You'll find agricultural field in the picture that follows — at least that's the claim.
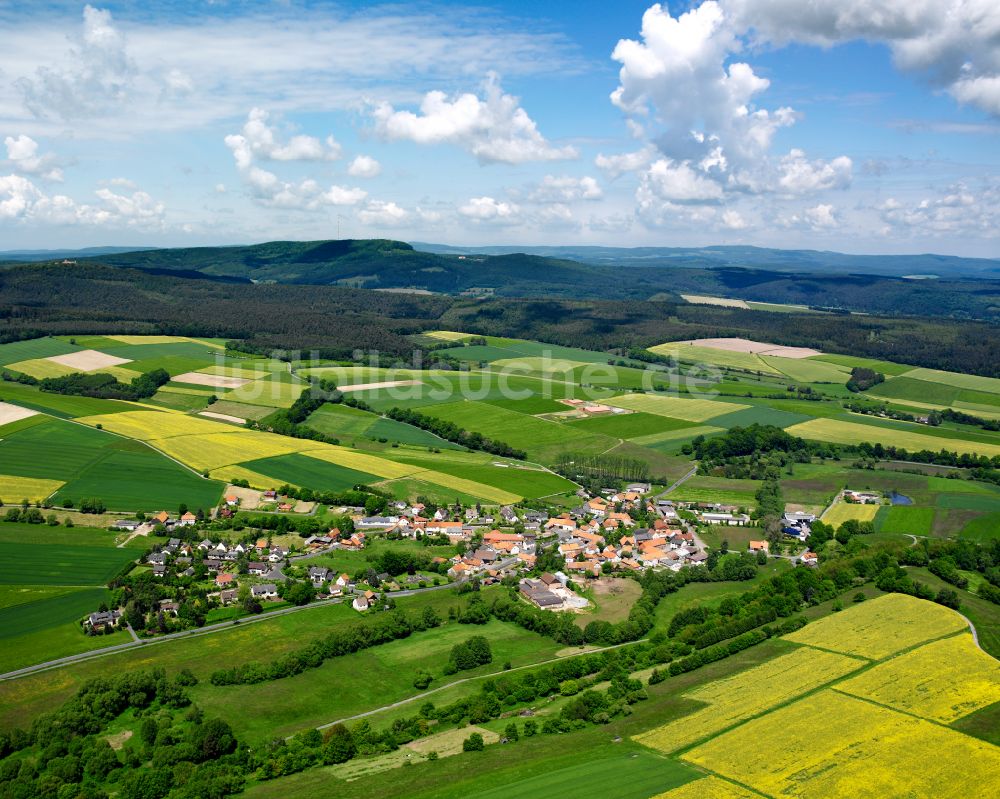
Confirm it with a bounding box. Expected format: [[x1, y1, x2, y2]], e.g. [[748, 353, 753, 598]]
[[667, 476, 759, 506], [605, 394, 745, 423], [821, 500, 880, 527], [634, 646, 863, 753], [835, 634, 1000, 723], [566, 411, 695, 439], [783, 593, 967, 660], [875, 505, 936, 535], [786, 417, 1000, 458], [684, 689, 1000, 799]]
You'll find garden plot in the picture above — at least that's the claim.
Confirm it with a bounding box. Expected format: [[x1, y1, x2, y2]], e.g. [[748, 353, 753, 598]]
[[46, 350, 133, 371]]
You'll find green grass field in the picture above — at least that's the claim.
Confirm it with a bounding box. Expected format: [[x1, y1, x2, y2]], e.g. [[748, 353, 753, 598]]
[[668, 476, 759, 506], [0, 383, 136, 417], [868, 376, 961, 406], [760, 356, 850, 383], [0, 416, 224, 511], [810, 354, 914, 376], [875, 505, 936, 535], [242, 452, 381, 491], [961, 512, 1000, 541], [567, 412, 695, 438], [787, 418, 1000, 458], [707, 405, 813, 429], [0, 587, 112, 640], [649, 343, 781, 374], [195, 618, 564, 743], [417, 400, 617, 462], [0, 542, 138, 586], [0, 337, 81, 366], [903, 368, 1000, 396]]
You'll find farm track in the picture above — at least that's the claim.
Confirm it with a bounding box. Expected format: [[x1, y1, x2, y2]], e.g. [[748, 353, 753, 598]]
[[307, 638, 648, 736]]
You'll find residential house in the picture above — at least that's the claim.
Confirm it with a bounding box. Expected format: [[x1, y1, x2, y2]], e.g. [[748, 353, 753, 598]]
[[748, 540, 770, 554], [215, 572, 235, 587], [251, 584, 279, 600], [178, 511, 198, 527], [309, 566, 331, 586], [353, 590, 378, 612], [85, 610, 121, 630], [248, 561, 268, 576]]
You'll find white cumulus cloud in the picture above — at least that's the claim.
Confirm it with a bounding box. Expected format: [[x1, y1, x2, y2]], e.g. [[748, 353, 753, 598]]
[[458, 196, 522, 223], [347, 155, 382, 178], [4, 135, 63, 181], [358, 200, 410, 227], [528, 175, 602, 202], [372, 73, 576, 164]]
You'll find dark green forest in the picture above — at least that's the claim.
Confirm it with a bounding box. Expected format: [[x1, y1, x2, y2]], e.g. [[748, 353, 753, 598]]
[[0, 260, 997, 375], [10, 238, 998, 321]]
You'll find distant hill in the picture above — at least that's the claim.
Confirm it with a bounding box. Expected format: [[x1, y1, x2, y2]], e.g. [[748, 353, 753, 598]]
[[412, 243, 1000, 280], [4, 238, 997, 321], [0, 246, 159, 262]]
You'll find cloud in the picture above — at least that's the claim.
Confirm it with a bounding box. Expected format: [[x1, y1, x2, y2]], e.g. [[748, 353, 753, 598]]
[[347, 155, 382, 178], [225, 108, 341, 170], [723, 0, 1000, 117], [594, 146, 657, 179], [610, 2, 796, 166], [4, 135, 63, 181], [640, 159, 725, 204], [0, 173, 165, 229], [16, 5, 135, 119], [528, 175, 602, 202], [224, 109, 364, 210], [721, 209, 748, 229], [878, 183, 999, 236], [458, 196, 522, 223], [777, 149, 853, 195], [358, 200, 410, 227], [372, 73, 576, 164]]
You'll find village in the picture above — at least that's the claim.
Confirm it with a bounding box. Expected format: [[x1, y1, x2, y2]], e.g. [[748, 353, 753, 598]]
[[81, 476, 829, 637]]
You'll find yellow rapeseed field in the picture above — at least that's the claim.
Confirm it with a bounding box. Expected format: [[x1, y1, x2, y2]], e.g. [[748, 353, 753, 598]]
[[684, 690, 1000, 799], [821, 500, 880, 527], [835, 633, 1000, 723], [154, 431, 307, 471], [650, 777, 758, 799], [410, 468, 521, 504], [210, 465, 292, 490], [0, 475, 64, 502], [423, 330, 473, 341], [606, 394, 746, 423], [104, 334, 224, 348], [783, 593, 967, 660], [301, 447, 419, 480], [634, 647, 862, 753], [78, 410, 226, 440]]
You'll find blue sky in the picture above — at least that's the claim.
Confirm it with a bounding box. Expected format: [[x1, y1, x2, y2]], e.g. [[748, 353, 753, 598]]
[[1, 0, 998, 256]]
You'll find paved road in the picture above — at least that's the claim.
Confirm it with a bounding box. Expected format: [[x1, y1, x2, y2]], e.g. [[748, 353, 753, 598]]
[[0, 581, 458, 683], [651, 465, 698, 502]]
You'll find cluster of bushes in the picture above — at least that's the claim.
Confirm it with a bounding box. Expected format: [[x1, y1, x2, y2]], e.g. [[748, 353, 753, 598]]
[[384, 406, 527, 459], [0, 669, 248, 799], [209, 606, 441, 686], [846, 367, 885, 392], [446, 635, 492, 673], [38, 368, 169, 401], [852, 440, 1000, 469], [666, 617, 807, 677]]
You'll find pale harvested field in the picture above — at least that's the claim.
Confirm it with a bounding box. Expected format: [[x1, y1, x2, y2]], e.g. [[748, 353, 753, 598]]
[[607, 393, 745, 422], [47, 350, 132, 371], [0, 402, 38, 427], [223, 484, 265, 510], [198, 411, 246, 425], [173, 372, 250, 389], [680, 295, 750, 309], [670, 338, 821, 358], [423, 330, 473, 341], [338, 380, 423, 392]]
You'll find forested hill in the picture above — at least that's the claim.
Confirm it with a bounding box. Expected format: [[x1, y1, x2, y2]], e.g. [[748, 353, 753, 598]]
[[1, 261, 998, 376], [2, 238, 998, 321]]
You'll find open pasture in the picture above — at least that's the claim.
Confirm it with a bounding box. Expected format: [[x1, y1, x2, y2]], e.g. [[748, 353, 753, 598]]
[[385, 452, 576, 499], [835, 633, 1000, 723], [606, 393, 745, 423], [868, 375, 961, 406], [567, 411, 694, 439], [706, 404, 812, 429], [904, 367, 1000, 396], [811, 353, 914, 376], [783, 593, 967, 660], [222, 375, 305, 407], [634, 646, 862, 754], [683, 689, 1000, 799], [649, 343, 779, 374], [667, 476, 759, 506], [786, 417, 1000, 458], [4, 358, 78, 379]]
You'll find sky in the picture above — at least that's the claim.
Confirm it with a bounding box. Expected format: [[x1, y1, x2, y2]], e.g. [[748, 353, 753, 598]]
[[0, 0, 999, 256]]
